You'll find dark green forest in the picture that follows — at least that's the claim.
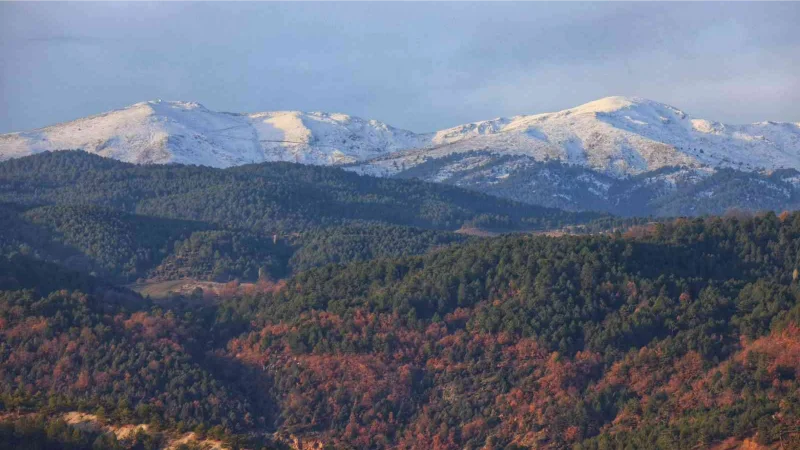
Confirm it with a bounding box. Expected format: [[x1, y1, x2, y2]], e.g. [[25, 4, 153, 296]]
[[0, 151, 612, 284], [0, 151, 597, 232], [0, 152, 798, 449]]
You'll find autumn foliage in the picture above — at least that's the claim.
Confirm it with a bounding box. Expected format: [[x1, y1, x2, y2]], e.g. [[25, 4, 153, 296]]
[[3, 212, 800, 448]]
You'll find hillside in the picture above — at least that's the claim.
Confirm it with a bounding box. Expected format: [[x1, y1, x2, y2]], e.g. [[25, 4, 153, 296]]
[[1, 213, 799, 449], [0, 151, 596, 231], [0, 151, 601, 283], [388, 155, 800, 216]]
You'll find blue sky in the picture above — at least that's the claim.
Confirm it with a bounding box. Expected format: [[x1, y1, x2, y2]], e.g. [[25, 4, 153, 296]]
[[1, 2, 798, 133]]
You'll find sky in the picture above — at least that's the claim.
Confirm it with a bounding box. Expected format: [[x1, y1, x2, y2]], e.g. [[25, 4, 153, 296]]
[[1, 2, 799, 134]]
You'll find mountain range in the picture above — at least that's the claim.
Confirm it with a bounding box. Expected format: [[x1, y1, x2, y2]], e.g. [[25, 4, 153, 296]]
[[2, 110, 800, 450], [3, 96, 799, 215]]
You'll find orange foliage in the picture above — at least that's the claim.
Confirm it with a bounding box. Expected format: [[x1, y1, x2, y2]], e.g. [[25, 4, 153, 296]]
[[597, 346, 668, 395], [3, 317, 48, 339], [738, 322, 800, 377], [220, 280, 240, 299], [74, 370, 91, 390], [664, 351, 704, 395], [444, 308, 471, 324], [623, 223, 657, 239], [563, 425, 581, 443], [611, 404, 641, 432], [122, 311, 178, 340]]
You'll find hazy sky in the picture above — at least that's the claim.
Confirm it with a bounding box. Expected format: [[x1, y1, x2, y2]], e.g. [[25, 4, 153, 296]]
[[1, 2, 799, 134]]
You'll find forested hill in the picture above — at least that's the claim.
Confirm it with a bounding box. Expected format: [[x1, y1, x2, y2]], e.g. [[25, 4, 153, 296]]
[[4, 151, 797, 449], [0, 151, 610, 283], [0, 213, 799, 449], [0, 150, 599, 232], [215, 213, 800, 448]]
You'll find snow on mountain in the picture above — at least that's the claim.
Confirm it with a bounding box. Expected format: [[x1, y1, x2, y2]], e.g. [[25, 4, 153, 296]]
[[1, 96, 799, 178], [0, 100, 427, 167], [351, 96, 800, 179], [250, 110, 426, 165]]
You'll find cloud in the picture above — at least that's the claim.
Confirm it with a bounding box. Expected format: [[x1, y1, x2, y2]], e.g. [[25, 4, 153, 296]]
[[1, 2, 798, 133]]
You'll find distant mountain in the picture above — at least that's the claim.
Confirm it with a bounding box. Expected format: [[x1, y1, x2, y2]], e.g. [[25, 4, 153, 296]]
[[4, 96, 799, 173], [0, 100, 426, 166], [348, 97, 800, 215], [352, 96, 800, 178], [2, 96, 799, 215], [384, 154, 800, 216]]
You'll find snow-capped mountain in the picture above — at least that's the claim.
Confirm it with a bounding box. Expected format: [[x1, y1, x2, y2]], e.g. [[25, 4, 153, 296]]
[[0, 100, 427, 167], [2, 96, 799, 174], [351, 96, 800, 179], [341, 96, 800, 216], [2, 96, 800, 216]]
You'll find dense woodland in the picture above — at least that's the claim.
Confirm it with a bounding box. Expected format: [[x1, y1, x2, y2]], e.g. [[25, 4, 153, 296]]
[[216, 213, 800, 449], [0, 151, 798, 449], [0, 151, 598, 232], [0, 151, 611, 284], [1, 213, 798, 448]]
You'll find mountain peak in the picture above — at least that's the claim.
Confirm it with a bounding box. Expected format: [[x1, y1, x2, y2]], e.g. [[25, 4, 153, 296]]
[[568, 96, 683, 115], [1, 98, 798, 177], [571, 96, 640, 113], [0, 101, 426, 167], [355, 96, 800, 179], [144, 100, 209, 111]]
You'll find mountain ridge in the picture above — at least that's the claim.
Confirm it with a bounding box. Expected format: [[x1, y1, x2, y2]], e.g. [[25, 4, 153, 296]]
[[3, 96, 799, 175], [3, 97, 800, 216], [353, 95, 800, 179], [0, 99, 427, 167]]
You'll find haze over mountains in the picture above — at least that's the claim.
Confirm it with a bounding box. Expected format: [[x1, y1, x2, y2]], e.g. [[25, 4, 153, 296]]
[[2, 96, 800, 215]]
